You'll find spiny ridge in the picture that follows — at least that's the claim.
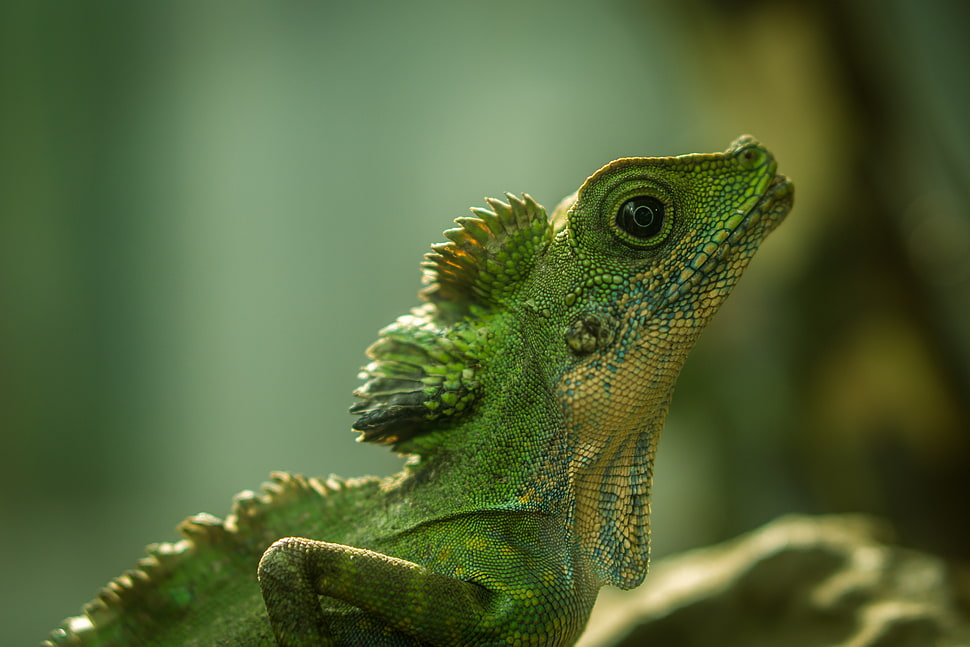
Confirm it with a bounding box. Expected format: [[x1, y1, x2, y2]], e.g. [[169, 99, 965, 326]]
[[351, 305, 485, 447], [420, 193, 552, 310], [44, 473, 378, 647]]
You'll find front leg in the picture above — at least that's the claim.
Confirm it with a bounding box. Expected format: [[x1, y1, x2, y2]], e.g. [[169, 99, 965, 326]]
[[257, 537, 492, 646]]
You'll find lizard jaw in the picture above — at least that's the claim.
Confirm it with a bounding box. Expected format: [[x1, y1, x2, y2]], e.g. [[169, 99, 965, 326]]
[[663, 172, 794, 303]]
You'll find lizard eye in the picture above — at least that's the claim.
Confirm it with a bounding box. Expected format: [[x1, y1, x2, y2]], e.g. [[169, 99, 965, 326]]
[[615, 196, 666, 242]]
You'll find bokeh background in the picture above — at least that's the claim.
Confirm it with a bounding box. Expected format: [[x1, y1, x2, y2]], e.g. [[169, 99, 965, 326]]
[[3, 0, 968, 644]]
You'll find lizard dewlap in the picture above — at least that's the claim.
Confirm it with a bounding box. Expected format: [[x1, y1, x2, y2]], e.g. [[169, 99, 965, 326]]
[[46, 136, 793, 647]]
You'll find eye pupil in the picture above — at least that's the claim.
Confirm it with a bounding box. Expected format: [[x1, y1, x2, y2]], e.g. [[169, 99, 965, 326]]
[[617, 196, 666, 240], [632, 205, 656, 228]]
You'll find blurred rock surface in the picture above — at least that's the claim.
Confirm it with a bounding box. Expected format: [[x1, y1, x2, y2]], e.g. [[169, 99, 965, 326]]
[[579, 515, 970, 647]]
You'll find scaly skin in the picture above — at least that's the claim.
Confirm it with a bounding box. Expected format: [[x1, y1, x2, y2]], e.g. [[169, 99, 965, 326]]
[[44, 136, 793, 647]]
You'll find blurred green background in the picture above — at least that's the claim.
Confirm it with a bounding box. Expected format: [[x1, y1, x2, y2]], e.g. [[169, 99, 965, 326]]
[[3, 0, 968, 644]]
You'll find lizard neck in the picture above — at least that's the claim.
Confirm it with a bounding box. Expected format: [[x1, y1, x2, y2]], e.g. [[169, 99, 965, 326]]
[[382, 318, 576, 522], [558, 321, 686, 590]]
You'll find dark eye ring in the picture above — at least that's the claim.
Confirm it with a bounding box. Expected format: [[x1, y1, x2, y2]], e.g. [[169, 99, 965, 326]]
[[616, 196, 666, 240]]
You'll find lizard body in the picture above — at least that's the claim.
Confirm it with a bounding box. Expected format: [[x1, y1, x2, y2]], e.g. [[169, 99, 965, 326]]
[[44, 136, 793, 646]]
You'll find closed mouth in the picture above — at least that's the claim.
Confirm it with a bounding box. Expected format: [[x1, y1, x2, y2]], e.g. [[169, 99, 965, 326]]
[[754, 174, 795, 230], [663, 173, 794, 302]]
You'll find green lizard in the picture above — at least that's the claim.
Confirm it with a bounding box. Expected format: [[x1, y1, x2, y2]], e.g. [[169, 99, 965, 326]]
[[44, 136, 792, 647]]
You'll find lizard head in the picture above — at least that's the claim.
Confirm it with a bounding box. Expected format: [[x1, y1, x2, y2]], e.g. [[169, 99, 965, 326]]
[[349, 138, 792, 588], [551, 134, 790, 322], [543, 135, 793, 588]]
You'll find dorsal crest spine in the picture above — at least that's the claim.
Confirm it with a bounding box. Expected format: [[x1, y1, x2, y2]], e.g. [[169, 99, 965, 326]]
[[350, 193, 551, 447], [421, 193, 552, 310]]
